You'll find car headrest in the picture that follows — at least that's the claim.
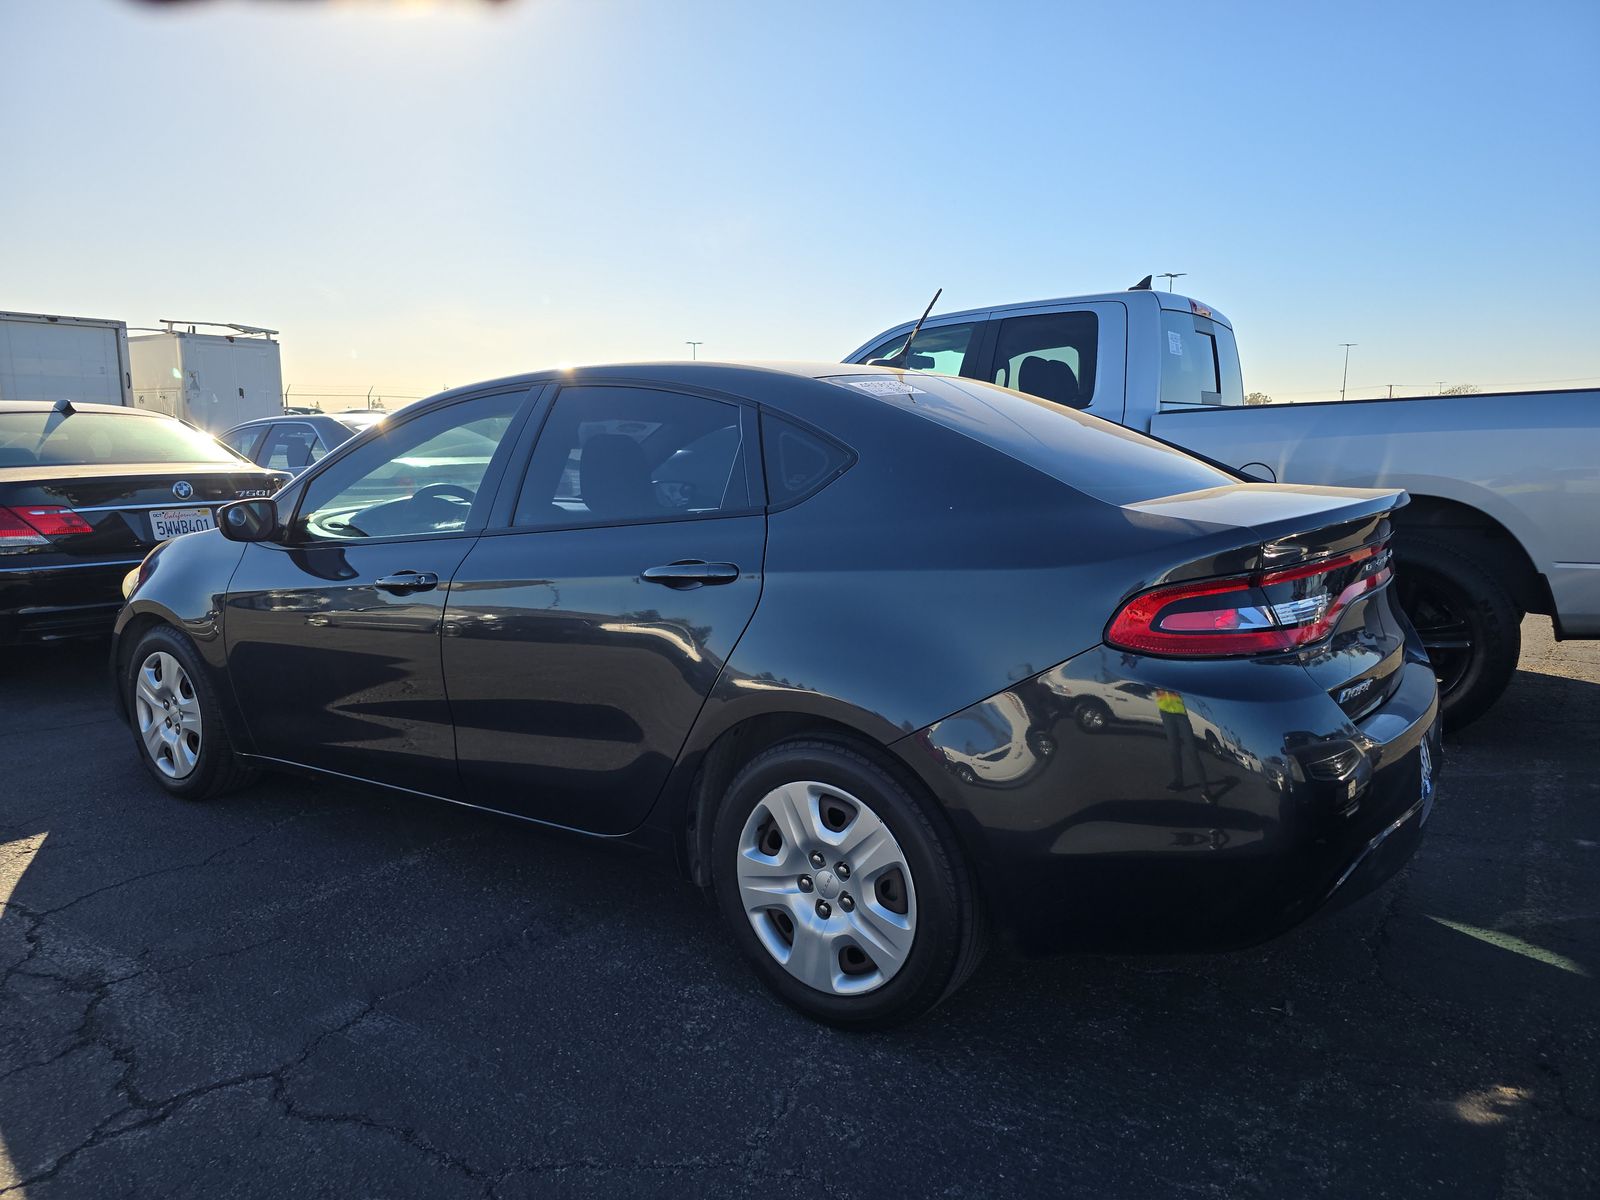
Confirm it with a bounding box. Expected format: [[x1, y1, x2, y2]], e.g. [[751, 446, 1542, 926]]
[[1017, 355, 1083, 407], [580, 434, 655, 518]]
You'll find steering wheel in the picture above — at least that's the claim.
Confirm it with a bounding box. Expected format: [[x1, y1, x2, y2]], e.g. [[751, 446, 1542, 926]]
[[410, 482, 477, 505]]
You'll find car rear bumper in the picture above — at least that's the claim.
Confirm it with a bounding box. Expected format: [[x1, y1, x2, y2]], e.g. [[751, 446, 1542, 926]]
[[0, 558, 142, 644], [901, 645, 1441, 954]]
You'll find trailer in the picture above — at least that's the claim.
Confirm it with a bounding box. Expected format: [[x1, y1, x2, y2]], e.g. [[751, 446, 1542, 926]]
[[0, 310, 133, 406], [129, 320, 283, 434]]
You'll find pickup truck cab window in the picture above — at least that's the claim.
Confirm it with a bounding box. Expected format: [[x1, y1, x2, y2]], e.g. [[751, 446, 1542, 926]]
[[859, 321, 980, 378], [1159, 311, 1245, 409], [991, 311, 1099, 410]]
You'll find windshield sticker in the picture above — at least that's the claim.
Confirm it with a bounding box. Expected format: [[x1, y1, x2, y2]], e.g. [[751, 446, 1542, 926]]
[[1168, 331, 1184, 355], [845, 379, 925, 396]]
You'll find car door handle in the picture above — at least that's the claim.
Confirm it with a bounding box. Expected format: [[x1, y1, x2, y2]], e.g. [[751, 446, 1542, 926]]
[[374, 571, 440, 594], [641, 560, 740, 589]]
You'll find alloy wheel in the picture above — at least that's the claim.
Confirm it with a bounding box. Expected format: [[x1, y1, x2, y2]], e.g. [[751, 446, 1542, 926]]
[[735, 781, 917, 996], [135, 651, 203, 779]]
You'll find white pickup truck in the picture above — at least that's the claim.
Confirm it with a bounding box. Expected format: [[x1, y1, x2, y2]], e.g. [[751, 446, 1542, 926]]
[[846, 286, 1600, 728]]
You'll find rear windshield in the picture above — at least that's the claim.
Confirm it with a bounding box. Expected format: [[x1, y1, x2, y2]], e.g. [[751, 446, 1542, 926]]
[[0, 411, 241, 467], [822, 372, 1235, 505], [1159, 311, 1245, 409]]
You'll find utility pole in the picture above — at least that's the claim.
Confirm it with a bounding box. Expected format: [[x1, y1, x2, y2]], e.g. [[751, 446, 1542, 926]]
[[1338, 344, 1357, 401], [685, 341, 703, 360], [1157, 272, 1187, 292]]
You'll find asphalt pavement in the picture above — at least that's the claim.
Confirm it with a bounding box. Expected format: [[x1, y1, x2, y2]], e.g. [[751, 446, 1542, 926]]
[[2, 618, 1596, 1199]]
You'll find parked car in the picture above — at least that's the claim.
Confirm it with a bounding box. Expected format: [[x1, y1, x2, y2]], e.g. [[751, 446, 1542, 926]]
[[0, 400, 287, 644], [219, 410, 386, 474], [846, 287, 1600, 728], [112, 363, 1439, 1027]]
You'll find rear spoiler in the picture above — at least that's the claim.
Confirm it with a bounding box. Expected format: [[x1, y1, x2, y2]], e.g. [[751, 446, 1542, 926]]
[[1123, 484, 1407, 579]]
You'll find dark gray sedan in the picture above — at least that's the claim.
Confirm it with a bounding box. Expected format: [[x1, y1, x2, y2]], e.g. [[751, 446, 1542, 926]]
[[113, 363, 1440, 1027]]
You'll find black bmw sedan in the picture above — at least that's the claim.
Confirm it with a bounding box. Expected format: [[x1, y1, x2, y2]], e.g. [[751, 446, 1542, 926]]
[[111, 363, 1440, 1026], [0, 400, 288, 645]]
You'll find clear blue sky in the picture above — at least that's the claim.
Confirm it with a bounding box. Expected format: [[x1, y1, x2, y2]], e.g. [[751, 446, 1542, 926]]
[[2, 0, 1596, 404]]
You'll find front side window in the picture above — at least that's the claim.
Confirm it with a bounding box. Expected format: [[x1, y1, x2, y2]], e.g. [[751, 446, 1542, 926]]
[[859, 321, 979, 377], [514, 386, 747, 528], [992, 311, 1099, 410], [295, 392, 523, 540], [260, 423, 325, 471]]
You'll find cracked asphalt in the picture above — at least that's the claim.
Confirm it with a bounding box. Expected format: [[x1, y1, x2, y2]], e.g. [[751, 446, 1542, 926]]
[[1, 618, 1596, 1199]]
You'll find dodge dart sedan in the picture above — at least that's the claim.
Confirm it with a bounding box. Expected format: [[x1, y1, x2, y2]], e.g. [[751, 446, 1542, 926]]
[[112, 363, 1441, 1026]]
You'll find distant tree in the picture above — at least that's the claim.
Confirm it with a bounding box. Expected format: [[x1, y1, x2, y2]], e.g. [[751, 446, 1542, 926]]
[[1439, 383, 1480, 396], [1244, 391, 1274, 406]]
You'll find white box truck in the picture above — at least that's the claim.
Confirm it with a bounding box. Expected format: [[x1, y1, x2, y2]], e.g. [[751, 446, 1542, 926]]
[[129, 320, 283, 434], [0, 310, 133, 406]]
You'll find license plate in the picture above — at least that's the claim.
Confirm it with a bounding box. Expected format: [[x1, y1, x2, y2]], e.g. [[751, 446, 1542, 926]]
[[150, 507, 215, 539]]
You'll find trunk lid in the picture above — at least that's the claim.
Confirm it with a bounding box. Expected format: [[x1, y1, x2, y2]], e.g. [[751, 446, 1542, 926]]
[[0, 463, 287, 560]]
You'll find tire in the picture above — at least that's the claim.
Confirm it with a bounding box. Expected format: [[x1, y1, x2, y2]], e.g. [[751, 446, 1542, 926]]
[[710, 739, 987, 1029], [1391, 536, 1521, 731], [126, 625, 257, 800]]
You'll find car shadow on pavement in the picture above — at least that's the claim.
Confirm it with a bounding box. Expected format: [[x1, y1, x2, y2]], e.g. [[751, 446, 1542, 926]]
[[2, 631, 1597, 1197]]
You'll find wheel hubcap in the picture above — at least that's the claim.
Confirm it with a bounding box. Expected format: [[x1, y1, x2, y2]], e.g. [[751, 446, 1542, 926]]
[[134, 651, 202, 779], [735, 781, 917, 996]]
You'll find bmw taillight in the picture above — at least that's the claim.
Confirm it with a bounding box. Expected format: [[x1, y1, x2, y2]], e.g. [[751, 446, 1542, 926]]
[[0, 505, 93, 551], [1106, 542, 1393, 657]]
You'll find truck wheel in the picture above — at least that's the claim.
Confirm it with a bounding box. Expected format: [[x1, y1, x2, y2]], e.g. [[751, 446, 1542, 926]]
[[1392, 537, 1520, 731]]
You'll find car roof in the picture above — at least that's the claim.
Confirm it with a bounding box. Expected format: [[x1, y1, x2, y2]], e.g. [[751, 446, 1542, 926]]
[[424, 360, 913, 402], [0, 400, 164, 417], [223, 412, 358, 433]]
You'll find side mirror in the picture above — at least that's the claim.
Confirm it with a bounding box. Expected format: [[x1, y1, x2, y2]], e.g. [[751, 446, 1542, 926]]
[[218, 497, 280, 542]]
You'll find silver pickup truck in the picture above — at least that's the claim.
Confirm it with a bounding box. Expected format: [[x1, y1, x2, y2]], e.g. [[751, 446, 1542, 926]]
[[846, 286, 1599, 728]]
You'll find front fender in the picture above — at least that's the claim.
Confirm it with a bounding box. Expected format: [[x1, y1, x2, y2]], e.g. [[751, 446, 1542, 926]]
[[109, 531, 249, 745]]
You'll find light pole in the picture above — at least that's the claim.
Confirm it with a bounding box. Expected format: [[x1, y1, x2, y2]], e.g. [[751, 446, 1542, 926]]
[[1157, 272, 1187, 292], [685, 341, 703, 360], [1338, 344, 1357, 401]]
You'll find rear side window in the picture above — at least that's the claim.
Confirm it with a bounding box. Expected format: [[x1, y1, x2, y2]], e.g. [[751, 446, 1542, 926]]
[[761, 414, 852, 507], [514, 386, 749, 529], [992, 311, 1099, 409], [221, 425, 267, 461], [1159, 312, 1245, 409]]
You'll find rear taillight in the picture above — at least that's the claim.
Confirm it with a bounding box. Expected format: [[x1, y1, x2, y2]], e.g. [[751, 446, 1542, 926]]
[[0, 505, 94, 550], [1107, 542, 1393, 657]]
